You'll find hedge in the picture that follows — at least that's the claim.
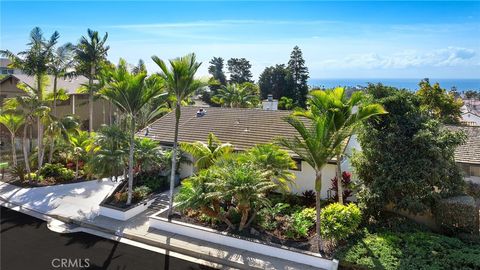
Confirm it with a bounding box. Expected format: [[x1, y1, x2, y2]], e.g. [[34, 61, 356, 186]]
[[434, 195, 479, 235]]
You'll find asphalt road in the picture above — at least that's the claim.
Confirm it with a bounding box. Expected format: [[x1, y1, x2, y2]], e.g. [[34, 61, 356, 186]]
[[0, 207, 215, 270]]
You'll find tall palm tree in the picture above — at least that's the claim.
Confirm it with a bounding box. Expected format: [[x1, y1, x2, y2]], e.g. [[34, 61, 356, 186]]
[[303, 87, 386, 204], [75, 29, 109, 133], [0, 113, 25, 166], [3, 84, 50, 177], [152, 53, 205, 216], [213, 84, 258, 108], [180, 133, 233, 170], [99, 59, 164, 205], [278, 88, 385, 251], [48, 43, 75, 116], [1, 27, 59, 170]]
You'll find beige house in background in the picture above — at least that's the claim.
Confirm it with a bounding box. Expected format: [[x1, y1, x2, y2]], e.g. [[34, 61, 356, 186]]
[[0, 74, 117, 137]]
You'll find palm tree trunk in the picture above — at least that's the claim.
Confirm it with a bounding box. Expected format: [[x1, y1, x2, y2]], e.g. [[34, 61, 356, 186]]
[[48, 139, 54, 163], [315, 171, 323, 253], [167, 102, 181, 217], [126, 118, 135, 205], [49, 74, 58, 164], [37, 75, 44, 170], [88, 66, 95, 133], [53, 75, 58, 117], [336, 153, 344, 204], [23, 124, 31, 181], [10, 133, 17, 166]]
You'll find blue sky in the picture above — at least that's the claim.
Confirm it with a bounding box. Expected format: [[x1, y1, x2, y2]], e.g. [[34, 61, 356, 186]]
[[1, 1, 479, 79]]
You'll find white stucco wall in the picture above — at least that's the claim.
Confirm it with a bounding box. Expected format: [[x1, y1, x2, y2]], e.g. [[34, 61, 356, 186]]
[[289, 162, 337, 199], [461, 112, 480, 126]]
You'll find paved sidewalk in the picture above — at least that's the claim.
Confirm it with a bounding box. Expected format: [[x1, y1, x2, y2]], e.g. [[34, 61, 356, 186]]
[[0, 179, 119, 220], [74, 205, 328, 270], [0, 180, 330, 270]]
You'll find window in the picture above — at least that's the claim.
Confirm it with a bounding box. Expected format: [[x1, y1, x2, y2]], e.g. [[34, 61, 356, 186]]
[[471, 165, 480, 177], [291, 158, 302, 171]]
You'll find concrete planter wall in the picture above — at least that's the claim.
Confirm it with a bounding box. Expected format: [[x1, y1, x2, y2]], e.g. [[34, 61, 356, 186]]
[[99, 197, 156, 221], [149, 214, 338, 270]]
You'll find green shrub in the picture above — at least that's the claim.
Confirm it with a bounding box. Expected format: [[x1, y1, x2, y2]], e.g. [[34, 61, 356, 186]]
[[285, 207, 316, 239], [434, 195, 479, 235], [336, 229, 480, 270], [258, 203, 290, 231], [466, 181, 480, 199], [25, 173, 43, 181], [321, 203, 362, 241], [133, 185, 152, 201], [38, 163, 75, 182]]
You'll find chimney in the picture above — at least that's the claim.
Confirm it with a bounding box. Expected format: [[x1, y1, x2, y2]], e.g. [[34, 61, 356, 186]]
[[262, 94, 278, 111]]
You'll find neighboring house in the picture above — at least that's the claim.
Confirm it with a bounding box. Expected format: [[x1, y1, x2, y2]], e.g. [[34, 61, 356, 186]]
[[449, 126, 480, 184], [0, 58, 22, 75], [0, 74, 117, 134], [137, 106, 359, 199], [461, 112, 480, 127]]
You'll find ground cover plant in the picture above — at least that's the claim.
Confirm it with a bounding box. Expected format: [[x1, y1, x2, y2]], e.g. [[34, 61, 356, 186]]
[[335, 214, 480, 270]]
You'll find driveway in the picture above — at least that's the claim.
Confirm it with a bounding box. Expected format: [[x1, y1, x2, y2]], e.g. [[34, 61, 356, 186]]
[[0, 179, 120, 221]]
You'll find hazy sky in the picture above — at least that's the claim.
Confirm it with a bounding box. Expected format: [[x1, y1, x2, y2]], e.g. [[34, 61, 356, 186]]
[[1, 1, 479, 79]]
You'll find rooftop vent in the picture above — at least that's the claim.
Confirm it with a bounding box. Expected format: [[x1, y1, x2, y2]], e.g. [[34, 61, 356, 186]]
[[196, 108, 206, 117]]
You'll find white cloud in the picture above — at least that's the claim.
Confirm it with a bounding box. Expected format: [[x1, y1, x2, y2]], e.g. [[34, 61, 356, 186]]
[[318, 47, 477, 70]]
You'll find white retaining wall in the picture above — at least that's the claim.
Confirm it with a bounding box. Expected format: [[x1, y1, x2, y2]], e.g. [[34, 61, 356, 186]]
[[149, 215, 338, 270]]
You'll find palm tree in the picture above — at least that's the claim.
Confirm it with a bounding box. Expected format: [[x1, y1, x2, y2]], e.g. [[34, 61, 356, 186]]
[[213, 84, 258, 108], [278, 88, 385, 251], [48, 43, 75, 116], [152, 53, 205, 216], [180, 133, 233, 170], [216, 162, 275, 231], [87, 125, 128, 181], [0, 113, 25, 166], [239, 143, 296, 192], [75, 29, 109, 133], [99, 59, 164, 205], [1, 27, 59, 170], [304, 88, 386, 204], [69, 131, 90, 178], [3, 84, 50, 178], [44, 115, 80, 163]]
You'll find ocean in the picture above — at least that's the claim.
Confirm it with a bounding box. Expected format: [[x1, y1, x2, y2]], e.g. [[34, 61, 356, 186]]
[[309, 78, 480, 92]]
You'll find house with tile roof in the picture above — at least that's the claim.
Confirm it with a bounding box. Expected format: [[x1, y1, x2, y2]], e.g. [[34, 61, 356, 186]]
[[448, 125, 480, 184], [137, 106, 359, 198], [0, 74, 117, 133]]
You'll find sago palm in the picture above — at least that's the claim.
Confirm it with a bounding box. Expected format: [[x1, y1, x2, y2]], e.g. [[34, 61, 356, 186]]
[[180, 133, 233, 170], [239, 143, 297, 192], [152, 53, 205, 216], [75, 29, 109, 133], [100, 59, 165, 205], [0, 113, 25, 166]]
